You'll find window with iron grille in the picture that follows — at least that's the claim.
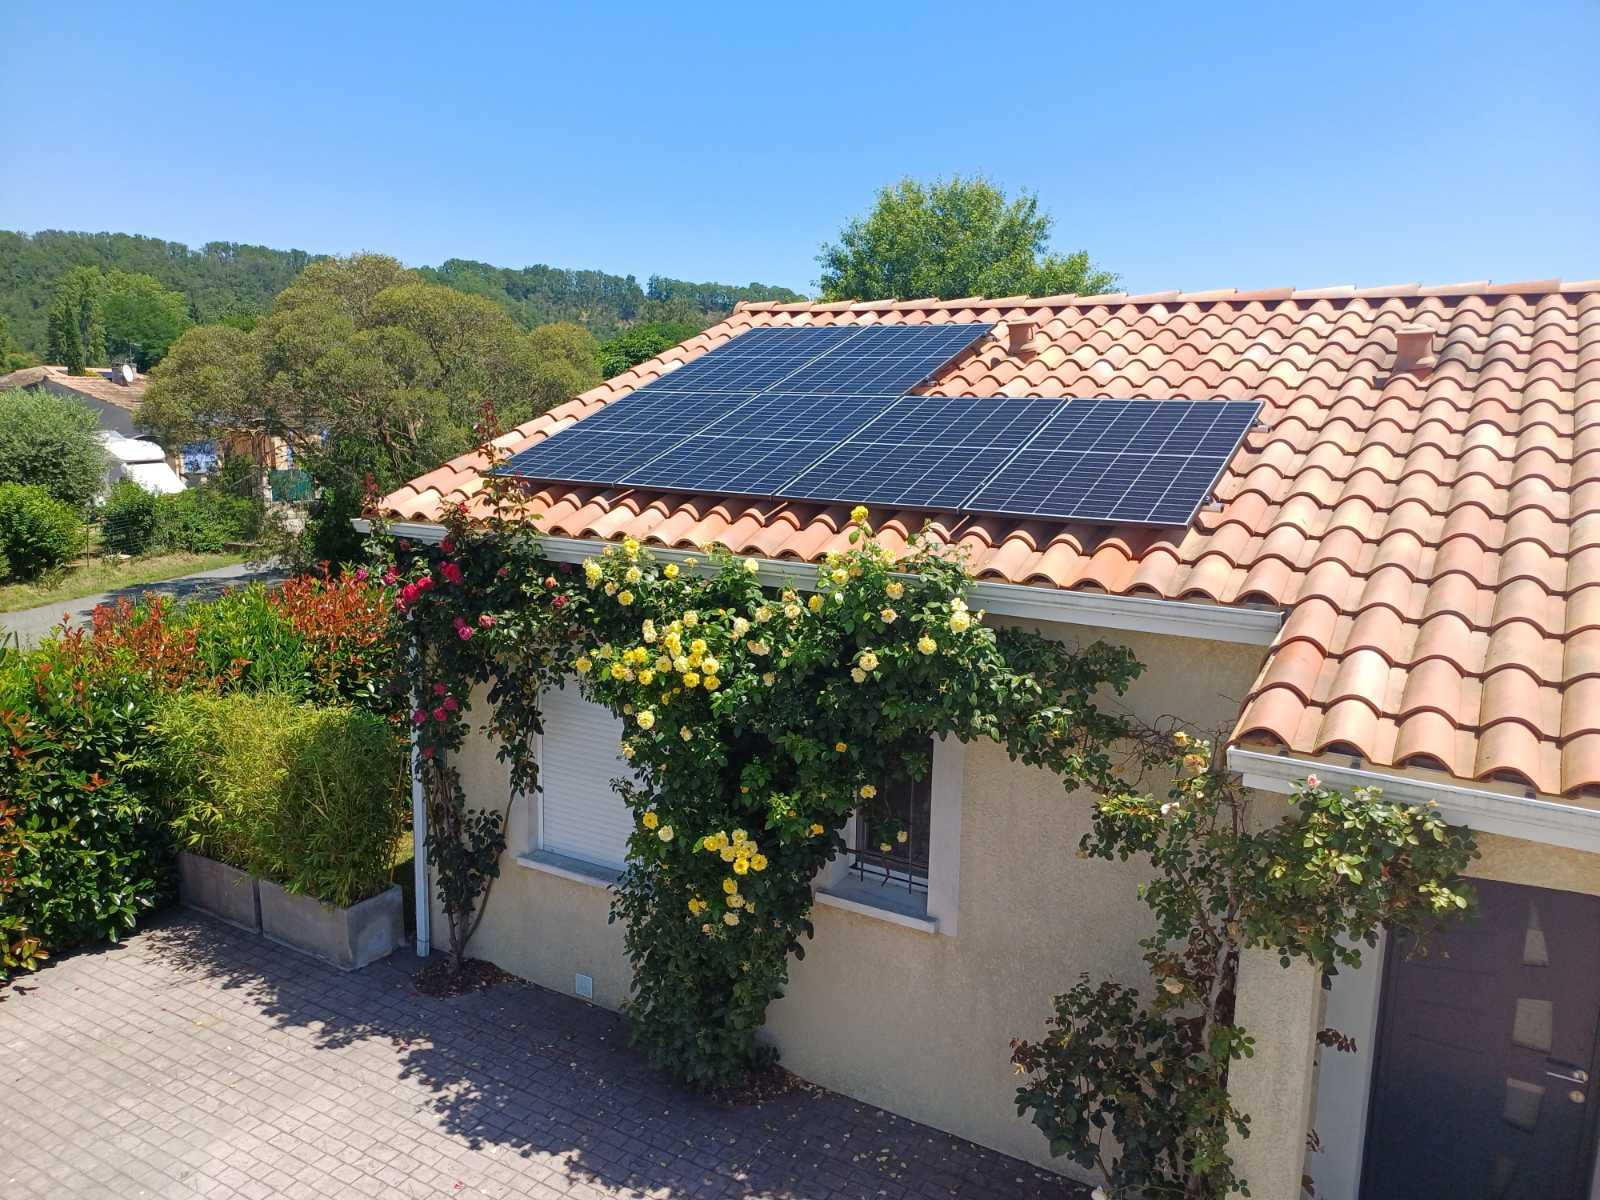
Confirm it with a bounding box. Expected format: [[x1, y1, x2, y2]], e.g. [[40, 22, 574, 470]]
[[849, 748, 933, 896]]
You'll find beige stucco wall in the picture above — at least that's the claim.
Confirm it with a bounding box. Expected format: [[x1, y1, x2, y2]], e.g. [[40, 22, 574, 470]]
[[435, 623, 1271, 1178]]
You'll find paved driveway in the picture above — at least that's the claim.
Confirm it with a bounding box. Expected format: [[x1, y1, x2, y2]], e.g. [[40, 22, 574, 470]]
[[1, 561, 284, 648], [0, 913, 1084, 1199]]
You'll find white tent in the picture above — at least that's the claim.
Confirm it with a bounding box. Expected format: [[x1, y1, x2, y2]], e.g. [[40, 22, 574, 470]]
[[100, 433, 186, 495]]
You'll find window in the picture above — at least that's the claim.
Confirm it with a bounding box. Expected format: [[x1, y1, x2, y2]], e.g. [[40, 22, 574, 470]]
[[849, 761, 932, 897], [817, 737, 963, 935], [533, 683, 636, 873]]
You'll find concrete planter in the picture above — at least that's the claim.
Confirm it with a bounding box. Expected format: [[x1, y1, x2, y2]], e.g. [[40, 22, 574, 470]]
[[176, 851, 261, 932], [258, 881, 403, 971]]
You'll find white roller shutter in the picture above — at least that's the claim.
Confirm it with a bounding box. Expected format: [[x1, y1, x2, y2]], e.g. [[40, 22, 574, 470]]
[[538, 683, 637, 870]]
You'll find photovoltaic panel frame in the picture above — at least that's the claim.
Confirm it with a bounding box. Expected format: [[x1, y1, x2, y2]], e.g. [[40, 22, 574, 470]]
[[961, 398, 1261, 525], [779, 396, 1064, 510]]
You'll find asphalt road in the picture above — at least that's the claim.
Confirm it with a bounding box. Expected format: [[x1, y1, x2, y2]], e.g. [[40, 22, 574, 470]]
[[1, 560, 286, 649]]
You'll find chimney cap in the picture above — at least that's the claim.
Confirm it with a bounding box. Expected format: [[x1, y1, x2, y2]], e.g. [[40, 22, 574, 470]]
[[1393, 323, 1436, 373], [1005, 320, 1038, 356]]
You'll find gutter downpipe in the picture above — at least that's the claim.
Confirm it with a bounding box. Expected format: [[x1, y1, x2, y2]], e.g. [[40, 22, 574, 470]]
[[408, 664, 431, 958]]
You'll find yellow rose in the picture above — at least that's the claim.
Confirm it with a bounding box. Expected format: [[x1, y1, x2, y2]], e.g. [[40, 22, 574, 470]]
[[859, 784, 877, 799], [830, 567, 849, 584], [897, 830, 908, 843], [744, 558, 760, 575], [680, 725, 692, 742], [636, 709, 655, 730], [703, 676, 719, 691], [682, 671, 700, 689], [808, 823, 824, 835], [762, 672, 776, 686], [683, 611, 699, 627], [731, 616, 750, 636], [657, 825, 673, 842], [732, 829, 746, 842], [858, 651, 879, 671], [917, 635, 937, 655], [723, 912, 740, 927], [638, 669, 655, 685], [642, 620, 657, 642], [699, 654, 719, 674], [624, 566, 642, 584], [949, 611, 971, 633], [728, 893, 744, 909], [722, 878, 737, 894], [720, 846, 736, 862], [880, 607, 896, 623], [622, 537, 639, 558], [808, 594, 823, 612], [784, 603, 801, 619], [609, 663, 626, 680], [574, 656, 593, 674], [835, 741, 847, 752], [750, 854, 767, 871], [733, 857, 749, 875], [850, 505, 869, 524], [851, 667, 866, 683], [886, 581, 904, 599], [663, 562, 679, 578], [701, 923, 713, 935], [642, 811, 659, 829], [754, 605, 772, 623]]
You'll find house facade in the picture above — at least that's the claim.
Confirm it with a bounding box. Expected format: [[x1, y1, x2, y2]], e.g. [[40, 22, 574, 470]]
[[380, 280, 1600, 1198]]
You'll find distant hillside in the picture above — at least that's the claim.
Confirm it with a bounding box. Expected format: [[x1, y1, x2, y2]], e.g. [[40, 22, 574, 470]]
[[0, 230, 805, 355]]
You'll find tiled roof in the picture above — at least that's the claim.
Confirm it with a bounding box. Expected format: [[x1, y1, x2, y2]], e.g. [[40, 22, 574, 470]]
[[381, 280, 1600, 804], [0, 364, 148, 413]]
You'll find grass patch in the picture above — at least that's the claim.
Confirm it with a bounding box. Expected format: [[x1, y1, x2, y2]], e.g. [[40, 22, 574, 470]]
[[0, 549, 251, 612]]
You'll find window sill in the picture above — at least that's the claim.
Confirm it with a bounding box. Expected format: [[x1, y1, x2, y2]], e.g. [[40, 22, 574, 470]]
[[815, 878, 938, 934], [515, 850, 620, 891]]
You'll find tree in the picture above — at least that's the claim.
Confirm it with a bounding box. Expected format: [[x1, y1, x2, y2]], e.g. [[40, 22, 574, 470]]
[[0, 388, 109, 510], [102, 271, 192, 370], [46, 266, 106, 373], [817, 175, 1117, 302], [597, 319, 702, 378], [0, 315, 37, 372], [143, 255, 604, 564]]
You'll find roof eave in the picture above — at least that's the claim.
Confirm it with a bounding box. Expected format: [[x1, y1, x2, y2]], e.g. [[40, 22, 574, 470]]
[[352, 519, 1283, 645]]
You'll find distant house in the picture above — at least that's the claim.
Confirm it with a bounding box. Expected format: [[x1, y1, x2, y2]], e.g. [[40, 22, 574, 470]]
[[0, 363, 148, 439]]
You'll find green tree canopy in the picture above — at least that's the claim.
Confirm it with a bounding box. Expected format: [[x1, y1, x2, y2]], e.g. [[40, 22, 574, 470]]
[[0, 387, 109, 510], [102, 271, 192, 371], [817, 175, 1116, 302], [597, 320, 702, 378], [46, 266, 106, 374], [143, 254, 604, 563]]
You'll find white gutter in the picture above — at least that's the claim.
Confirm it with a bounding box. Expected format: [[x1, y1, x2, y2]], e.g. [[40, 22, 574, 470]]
[[1229, 746, 1600, 855], [353, 519, 1282, 645]]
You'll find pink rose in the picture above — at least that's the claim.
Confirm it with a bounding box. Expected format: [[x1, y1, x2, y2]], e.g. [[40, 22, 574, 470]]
[[443, 696, 459, 712], [417, 575, 434, 592], [412, 710, 427, 725], [552, 594, 568, 608], [1305, 773, 1320, 789], [382, 567, 398, 586], [401, 584, 420, 604], [354, 567, 368, 582], [544, 576, 557, 589], [457, 626, 473, 640], [433, 707, 447, 722], [432, 682, 447, 696]]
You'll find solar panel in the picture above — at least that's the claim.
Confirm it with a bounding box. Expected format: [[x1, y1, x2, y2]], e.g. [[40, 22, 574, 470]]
[[962, 398, 1260, 524], [771, 324, 993, 394], [643, 326, 864, 393], [496, 427, 688, 488], [780, 396, 1064, 509], [567, 388, 760, 435], [619, 393, 902, 496]]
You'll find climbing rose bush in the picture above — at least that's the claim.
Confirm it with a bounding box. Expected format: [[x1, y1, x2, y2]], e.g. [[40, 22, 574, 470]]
[[379, 496, 1142, 1084]]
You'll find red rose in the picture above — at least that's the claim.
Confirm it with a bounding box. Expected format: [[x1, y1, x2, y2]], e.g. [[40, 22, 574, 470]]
[[433, 707, 447, 721], [443, 696, 459, 711], [433, 682, 448, 696], [417, 576, 434, 591], [553, 594, 568, 608]]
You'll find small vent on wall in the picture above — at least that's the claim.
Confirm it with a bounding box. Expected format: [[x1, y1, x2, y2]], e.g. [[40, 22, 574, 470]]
[[574, 972, 594, 1000]]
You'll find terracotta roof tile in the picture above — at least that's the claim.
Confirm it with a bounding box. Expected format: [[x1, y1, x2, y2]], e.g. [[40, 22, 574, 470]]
[[383, 281, 1600, 802]]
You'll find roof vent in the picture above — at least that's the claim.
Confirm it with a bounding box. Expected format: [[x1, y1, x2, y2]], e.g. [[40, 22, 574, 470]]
[[1005, 321, 1038, 357], [1392, 323, 1436, 373]]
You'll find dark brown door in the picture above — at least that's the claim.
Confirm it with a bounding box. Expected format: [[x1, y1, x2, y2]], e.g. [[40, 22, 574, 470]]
[[1361, 879, 1600, 1199]]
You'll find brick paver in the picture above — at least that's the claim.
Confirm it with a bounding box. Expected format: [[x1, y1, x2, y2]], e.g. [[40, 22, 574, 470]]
[[0, 913, 1086, 1199]]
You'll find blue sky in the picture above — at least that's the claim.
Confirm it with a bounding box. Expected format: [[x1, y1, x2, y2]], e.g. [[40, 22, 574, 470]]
[[3, 0, 1596, 296]]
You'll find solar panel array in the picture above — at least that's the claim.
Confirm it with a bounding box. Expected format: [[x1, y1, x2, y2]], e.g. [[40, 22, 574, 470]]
[[496, 325, 1262, 527]]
